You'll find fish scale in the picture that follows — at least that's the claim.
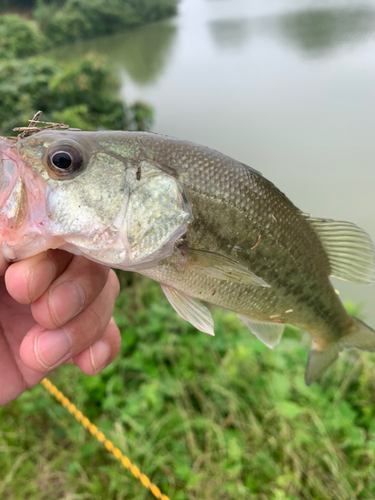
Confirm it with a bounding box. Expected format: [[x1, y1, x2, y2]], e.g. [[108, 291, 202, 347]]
[[143, 185, 347, 334]]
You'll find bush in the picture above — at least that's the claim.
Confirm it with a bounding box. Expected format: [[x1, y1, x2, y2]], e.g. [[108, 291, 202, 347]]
[[0, 0, 38, 9], [0, 14, 47, 58], [0, 56, 57, 132], [33, 0, 178, 45], [127, 100, 154, 131], [0, 52, 153, 135]]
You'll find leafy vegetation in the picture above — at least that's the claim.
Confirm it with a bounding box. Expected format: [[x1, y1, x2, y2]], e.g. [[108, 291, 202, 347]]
[[0, 52, 153, 135], [35, 0, 177, 44], [1, 277, 375, 499], [0, 0, 36, 9], [0, 1, 164, 134], [0, 0, 178, 46], [0, 14, 47, 59]]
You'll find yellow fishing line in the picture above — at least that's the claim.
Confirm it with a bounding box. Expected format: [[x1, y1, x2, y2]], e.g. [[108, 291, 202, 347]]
[[41, 378, 170, 500]]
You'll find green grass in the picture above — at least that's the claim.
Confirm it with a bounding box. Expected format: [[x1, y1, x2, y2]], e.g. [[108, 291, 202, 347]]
[[1, 275, 375, 499]]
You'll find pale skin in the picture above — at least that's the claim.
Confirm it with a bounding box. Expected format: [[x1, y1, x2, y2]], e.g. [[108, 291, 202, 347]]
[[0, 247, 121, 406]]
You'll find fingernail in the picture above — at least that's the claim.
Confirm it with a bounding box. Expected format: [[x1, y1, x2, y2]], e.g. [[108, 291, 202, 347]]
[[29, 259, 56, 302], [89, 341, 111, 372], [49, 281, 85, 326], [35, 329, 73, 369]]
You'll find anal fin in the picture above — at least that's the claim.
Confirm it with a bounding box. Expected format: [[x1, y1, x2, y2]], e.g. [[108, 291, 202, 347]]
[[305, 344, 339, 386], [238, 314, 285, 348], [161, 284, 215, 336]]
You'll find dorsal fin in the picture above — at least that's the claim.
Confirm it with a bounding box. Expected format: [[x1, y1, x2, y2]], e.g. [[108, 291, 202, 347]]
[[306, 217, 375, 284]]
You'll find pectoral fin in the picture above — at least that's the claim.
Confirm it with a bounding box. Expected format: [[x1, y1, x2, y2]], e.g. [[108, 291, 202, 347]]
[[238, 314, 285, 348], [161, 284, 215, 336], [180, 247, 269, 288]]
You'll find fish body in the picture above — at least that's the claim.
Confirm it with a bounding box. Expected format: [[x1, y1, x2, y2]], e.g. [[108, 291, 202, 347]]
[[1, 130, 374, 383]]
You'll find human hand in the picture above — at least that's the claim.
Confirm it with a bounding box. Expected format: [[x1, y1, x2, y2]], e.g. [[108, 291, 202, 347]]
[[0, 249, 121, 406]]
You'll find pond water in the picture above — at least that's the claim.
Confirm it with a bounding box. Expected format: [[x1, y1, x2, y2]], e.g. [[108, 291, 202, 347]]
[[53, 0, 375, 323]]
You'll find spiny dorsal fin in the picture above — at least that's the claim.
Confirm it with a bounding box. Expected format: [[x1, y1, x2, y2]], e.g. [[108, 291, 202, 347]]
[[306, 217, 375, 284], [238, 314, 285, 348], [161, 284, 215, 336], [179, 247, 270, 288]]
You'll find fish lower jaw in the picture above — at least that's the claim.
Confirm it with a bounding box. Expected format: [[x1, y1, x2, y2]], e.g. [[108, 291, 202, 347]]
[[0, 230, 62, 262], [62, 222, 188, 272], [0, 147, 23, 224]]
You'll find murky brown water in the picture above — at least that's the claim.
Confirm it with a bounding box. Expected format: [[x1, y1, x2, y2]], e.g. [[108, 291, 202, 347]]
[[53, 0, 375, 323]]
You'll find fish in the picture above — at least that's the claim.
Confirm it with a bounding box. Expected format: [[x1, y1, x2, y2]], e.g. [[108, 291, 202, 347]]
[[0, 129, 374, 384]]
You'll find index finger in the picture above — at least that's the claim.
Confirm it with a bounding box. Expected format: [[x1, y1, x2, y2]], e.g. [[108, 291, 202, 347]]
[[5, 249, 73, 304]]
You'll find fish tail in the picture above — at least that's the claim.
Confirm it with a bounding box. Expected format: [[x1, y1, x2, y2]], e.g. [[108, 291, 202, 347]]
[[341, 316, 375, 352], [305, 316, 375, 385]]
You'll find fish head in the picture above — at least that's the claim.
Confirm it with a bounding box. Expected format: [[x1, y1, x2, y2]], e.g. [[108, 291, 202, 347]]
[[0, 130, 192, 269]]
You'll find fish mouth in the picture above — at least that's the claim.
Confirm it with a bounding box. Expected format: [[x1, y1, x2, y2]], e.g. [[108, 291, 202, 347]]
[[0, 137, 51, 262], [0, 137, 28, 240], [0, 137, 19, 182], [0, 137, 22, 208]]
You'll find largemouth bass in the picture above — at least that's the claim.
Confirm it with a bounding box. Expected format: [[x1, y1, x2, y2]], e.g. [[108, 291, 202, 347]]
[[1, 130, 374, 384]]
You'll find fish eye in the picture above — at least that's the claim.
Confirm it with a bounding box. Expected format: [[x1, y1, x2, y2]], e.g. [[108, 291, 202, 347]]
[[51, 151, 73, 169], [46, 143, 84, 178]]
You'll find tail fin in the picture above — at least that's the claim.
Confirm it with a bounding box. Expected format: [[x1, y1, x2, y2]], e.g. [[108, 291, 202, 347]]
[[305, 317, 375, 385], [341, 317, 375, 351]]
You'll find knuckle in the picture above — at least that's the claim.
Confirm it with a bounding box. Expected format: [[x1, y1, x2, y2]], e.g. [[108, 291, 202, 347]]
[[76, 258, 109, 289], [108, 270, 120, 297], [87, 307, 104, 333], [92, 262, 110, 282], [69, 308, 104, 350], [107, 320, 122, 362], [79, 256, 107, 275], [47, 249, 73, 270]]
